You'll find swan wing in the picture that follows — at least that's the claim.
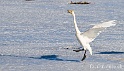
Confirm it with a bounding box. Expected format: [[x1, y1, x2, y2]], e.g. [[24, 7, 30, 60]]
[[82, 20, 117, 43]]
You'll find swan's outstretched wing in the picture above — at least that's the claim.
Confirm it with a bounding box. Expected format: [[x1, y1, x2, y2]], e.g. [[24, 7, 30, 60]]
[[82, 20, 117, 43]]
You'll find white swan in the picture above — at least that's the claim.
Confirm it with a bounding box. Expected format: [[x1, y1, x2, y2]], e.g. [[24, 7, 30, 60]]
[[67, 10, 117, 61]]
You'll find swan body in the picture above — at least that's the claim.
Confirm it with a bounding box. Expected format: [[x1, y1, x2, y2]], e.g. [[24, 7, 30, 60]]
[[67, 10, 117, 61]]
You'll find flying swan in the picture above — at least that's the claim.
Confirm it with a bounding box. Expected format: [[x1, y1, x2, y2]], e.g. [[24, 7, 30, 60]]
[[67, 10, 117, 61]]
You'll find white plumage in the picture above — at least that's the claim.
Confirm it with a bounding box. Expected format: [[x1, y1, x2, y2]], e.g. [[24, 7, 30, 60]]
[[67, 10, 117, 61], [83, 20, 116, 43]]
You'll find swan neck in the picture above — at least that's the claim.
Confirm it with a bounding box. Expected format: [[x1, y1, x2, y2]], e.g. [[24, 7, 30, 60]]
[[73, 13, 80, 34]]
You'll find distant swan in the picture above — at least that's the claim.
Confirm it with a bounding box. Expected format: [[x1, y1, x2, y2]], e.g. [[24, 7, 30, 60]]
[[70, 1, 91, 4]]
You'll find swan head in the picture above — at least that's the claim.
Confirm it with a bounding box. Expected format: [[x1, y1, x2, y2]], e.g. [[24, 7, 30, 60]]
[[67, 10, 74, 15]]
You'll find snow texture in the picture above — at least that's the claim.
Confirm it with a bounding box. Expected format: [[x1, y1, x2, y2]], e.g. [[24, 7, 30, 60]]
[[0, 0, 124, 71]]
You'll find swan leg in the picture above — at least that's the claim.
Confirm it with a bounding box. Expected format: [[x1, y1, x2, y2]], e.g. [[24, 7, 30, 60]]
[[73, 48, 84, 52], [81, 50, 87, 61]]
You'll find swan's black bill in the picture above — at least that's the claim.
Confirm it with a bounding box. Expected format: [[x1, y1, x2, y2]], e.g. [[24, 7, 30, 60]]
[[67, 10, 74, 14]]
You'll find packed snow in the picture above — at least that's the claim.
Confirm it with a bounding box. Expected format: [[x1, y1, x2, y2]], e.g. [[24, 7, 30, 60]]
[[0, 0, 124, 71]]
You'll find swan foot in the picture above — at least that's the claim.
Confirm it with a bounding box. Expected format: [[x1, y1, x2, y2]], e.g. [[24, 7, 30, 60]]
[[81, 50, 87, 61], [73, 49, 84, 52]]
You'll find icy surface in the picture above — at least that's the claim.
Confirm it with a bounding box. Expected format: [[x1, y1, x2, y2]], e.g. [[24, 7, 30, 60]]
[[0, 0, 124, 71]]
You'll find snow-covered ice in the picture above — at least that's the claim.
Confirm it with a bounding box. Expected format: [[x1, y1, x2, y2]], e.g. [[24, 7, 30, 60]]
[[0, 0, 124, 71]]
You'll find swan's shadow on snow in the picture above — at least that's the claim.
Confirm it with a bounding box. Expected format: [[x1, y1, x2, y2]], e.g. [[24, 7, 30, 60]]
[[30, 55, 80, 62], [0, 54, 80, 62], [96, 51, 124, 54]]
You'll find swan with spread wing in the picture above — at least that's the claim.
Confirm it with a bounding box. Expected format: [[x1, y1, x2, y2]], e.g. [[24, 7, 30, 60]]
[[67, 10, 117, 61]]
